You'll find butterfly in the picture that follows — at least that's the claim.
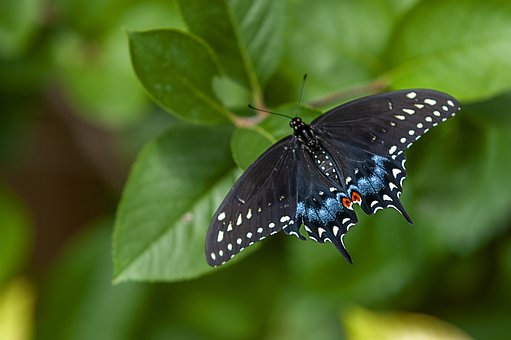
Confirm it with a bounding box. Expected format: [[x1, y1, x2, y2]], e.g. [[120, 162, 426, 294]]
[[206, 88, 460, 266]]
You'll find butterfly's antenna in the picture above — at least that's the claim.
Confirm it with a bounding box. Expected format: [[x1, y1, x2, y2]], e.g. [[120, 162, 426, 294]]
[[248, 104, 294, 120], [295, 74, 307, 117]]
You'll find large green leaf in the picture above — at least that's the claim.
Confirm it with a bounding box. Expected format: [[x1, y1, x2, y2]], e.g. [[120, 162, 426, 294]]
[[129, 29, 232, 124], [113, 124, 236, 282], [178, 0, 285, 93], [408, 118, 511, 256], [385, 0, 511, 101], [37, 222, 148, 340], [283, 0, 418, 100]]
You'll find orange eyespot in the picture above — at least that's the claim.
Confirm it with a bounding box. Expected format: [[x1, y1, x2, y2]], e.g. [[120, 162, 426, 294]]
[[342, 197, 353, 209], [351, 191, 361, 204]]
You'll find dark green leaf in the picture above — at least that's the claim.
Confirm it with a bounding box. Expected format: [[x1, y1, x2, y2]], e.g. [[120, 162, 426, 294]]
[[129, 29, 233, 124], [409, 119, 511, 255], [36, 222, 149, 340], [385, 0, 511, 101], [113, 124, 236, 282], [178, 0, 285, 92], [283, 0, 417, 99]]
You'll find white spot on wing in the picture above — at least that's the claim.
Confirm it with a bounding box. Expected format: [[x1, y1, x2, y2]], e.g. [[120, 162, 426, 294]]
[[236, 214, 242, 226], [406, 92, 417, 99], [280, 216, 290, 223], [395, 115, 406, 120], [217, 231, 224, 242], [392, 168, 402, 177], [403, 108, 415, 114], [217, 212, 226, 221], [269, 222, 275, 229], [333, 226, 339, 236], [318, 228, 326, 237], [424, 98, 437, 105], [389, 145, 397, 155], [246, 209, 252, 220]]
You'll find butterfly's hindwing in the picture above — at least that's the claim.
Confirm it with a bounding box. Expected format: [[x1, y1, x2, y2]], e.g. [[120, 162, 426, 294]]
[[294, 146, 358, 262], [206, 138, 299, 266]]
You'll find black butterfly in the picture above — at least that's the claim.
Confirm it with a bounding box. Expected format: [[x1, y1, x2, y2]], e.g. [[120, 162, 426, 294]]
[[206, 89, 460, 266]]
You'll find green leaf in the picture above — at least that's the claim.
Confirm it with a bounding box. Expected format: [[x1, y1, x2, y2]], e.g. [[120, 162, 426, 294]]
[[385, 0, 511, 101], [409, 119, 511, 256], [283, 0, 418, 99], [113, 124, 236, 282], [0, 0, 40, 57], [129, 29, 232, 124], [52, 0, 187, 128], [53, 31, 149, 128], [36, 222, 149, 340], [231, 126, 274, 170], [178, 0, 285, 93], [0, 186, 31, 285]]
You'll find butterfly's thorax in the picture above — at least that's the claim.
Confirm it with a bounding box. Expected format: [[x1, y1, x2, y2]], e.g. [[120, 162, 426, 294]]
[[290, 117, 340, 182]]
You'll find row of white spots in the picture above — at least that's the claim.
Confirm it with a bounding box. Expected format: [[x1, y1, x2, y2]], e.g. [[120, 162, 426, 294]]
[[212, 202, 286, 262]]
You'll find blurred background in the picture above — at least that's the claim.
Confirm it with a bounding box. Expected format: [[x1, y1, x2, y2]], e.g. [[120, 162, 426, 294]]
[[1, 0, 511, 339]]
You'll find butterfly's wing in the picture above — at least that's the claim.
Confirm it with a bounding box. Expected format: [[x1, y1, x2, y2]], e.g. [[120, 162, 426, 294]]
[[312, 89, 460, 156], [312, 89, 460, 220], [206, 137, 300, 266], [294, 145, 358, 263]]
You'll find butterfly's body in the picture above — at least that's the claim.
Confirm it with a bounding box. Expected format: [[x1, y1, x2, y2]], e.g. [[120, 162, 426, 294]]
[[206, 89, 460, 266]]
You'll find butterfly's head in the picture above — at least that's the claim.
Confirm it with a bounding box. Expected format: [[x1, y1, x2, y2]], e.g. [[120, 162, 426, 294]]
[[290, 117, 306, 132]]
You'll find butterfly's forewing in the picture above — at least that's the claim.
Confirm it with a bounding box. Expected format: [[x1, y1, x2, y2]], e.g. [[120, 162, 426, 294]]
[[206, 137, 299, 266], [313, 89, 460, 220], [312, 89, 461, 156]]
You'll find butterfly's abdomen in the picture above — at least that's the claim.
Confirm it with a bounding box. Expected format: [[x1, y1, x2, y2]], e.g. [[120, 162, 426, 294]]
[[310, 147, 339, 181]]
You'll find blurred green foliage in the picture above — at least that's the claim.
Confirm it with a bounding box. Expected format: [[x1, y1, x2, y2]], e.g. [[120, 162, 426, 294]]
[[1, 0, 511, 339]]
